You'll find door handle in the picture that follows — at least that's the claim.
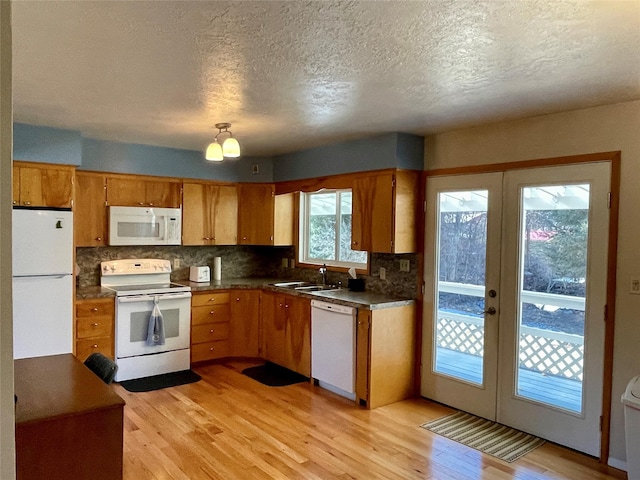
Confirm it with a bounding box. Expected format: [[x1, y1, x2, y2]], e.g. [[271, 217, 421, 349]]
[[484, 307, 496, 315]]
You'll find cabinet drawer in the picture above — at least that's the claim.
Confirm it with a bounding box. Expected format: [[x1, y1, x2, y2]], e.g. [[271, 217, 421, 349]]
[[192, 323, 230, 344], [76, 300, 114, 317], [192, 292, 230, 307], [76, 315, 113, 339], [191, 304, 231, 325], [191, 340, 229, 363], [75, 337, 113, 361]]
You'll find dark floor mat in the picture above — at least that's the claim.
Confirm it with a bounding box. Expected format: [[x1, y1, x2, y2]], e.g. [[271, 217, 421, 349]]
[[242, 362, 309, 387], [119, 370, 201, 392]]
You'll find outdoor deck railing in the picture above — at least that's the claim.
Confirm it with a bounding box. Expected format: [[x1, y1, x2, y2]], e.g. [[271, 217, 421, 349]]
[[435, 281, 585, 381]]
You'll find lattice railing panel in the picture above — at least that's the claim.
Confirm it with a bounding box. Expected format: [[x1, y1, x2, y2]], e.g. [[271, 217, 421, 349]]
[[436, 316, 584, 381]]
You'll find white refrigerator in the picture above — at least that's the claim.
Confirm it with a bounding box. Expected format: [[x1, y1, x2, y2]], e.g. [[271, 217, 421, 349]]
[[13, 209, 74, 359]]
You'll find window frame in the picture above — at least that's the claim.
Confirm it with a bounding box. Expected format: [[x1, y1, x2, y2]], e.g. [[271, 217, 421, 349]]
[[298, 189, 369, 272]]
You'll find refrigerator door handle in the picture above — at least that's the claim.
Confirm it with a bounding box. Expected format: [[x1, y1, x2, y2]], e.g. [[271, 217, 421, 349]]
[[14, 274, 72, 279]]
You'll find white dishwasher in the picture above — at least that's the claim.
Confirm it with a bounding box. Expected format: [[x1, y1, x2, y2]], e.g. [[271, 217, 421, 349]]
[[311, 299, 357, 400]]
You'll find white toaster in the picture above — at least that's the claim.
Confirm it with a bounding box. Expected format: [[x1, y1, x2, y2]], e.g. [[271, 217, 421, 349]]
[[189, 266, 210, 283]]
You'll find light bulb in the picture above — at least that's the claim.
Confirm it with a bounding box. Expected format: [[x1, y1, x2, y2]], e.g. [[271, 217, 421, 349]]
[[205, 141, 223, 161], [222, 137, 241, 158]]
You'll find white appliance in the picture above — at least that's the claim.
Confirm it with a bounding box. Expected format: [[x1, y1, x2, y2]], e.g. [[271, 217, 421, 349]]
[[12, 209, 74, 359], [189, 266, 210, 283], [101, 259, 192, 381], [311, 299, 357, 400], [108, 206, 181, 246]]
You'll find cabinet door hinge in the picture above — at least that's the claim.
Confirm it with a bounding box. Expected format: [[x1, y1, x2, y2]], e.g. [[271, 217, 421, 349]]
[[392, 176, 396, 188], [421, 282, 426, 296], [423, 200, 427, 213], [607, 192, 611, 209]]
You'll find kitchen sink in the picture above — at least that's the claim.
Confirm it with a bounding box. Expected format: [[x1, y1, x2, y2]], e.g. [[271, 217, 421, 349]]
[[270, 281, 340, 292]]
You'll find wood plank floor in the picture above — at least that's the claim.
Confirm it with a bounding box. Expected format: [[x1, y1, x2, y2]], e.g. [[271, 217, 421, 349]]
[[115, 360, 626, 480]]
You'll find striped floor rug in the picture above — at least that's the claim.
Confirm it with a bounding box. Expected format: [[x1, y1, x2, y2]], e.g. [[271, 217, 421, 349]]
[[421, 411, 545, 463]]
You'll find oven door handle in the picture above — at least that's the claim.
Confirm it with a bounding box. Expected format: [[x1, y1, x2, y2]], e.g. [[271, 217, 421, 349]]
[[117, 292, 192, 303]]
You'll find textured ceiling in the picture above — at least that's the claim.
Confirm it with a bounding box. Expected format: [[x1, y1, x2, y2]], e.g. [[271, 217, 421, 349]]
[[11, 0, 640, 157]]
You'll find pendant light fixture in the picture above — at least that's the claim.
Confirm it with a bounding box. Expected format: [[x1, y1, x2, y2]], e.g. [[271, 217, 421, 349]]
[[205, 122, 241, 161]]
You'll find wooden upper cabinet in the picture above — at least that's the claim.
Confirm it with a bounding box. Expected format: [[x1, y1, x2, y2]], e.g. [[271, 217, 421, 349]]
[[106, 176, 181, 208], [75, 172, 108, 247], [237, 183, 275, 245], [182, 182, 238, 245], [351, 170, 419, 254], [13, 162, 74, 208], [274, 193, 294, 246]]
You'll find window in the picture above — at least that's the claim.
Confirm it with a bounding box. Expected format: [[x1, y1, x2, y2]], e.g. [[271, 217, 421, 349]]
[[299, 189, 368, 269]]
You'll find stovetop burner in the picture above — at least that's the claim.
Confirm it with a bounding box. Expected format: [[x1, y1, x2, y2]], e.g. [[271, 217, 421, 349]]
[[100, 259, 191, 296]]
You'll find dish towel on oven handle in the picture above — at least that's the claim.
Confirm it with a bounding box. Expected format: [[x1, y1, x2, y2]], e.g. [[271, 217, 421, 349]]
[[146, 296, 166, 346]]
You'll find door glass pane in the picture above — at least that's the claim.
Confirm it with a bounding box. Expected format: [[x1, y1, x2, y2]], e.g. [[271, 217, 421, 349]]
[[516, 184, 589, 413], [434, 190, 488, 385]]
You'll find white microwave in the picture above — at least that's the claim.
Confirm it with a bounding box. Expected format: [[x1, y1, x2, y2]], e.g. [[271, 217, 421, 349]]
[[108, 206, 181, 246]]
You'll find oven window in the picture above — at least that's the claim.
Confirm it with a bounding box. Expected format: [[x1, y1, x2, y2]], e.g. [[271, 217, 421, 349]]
[[118, 221, 160, 238], [130, 308, 180, 342]]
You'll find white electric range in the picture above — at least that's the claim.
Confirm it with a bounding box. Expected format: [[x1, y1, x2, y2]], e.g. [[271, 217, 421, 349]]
[[101, 259, 192, 381]]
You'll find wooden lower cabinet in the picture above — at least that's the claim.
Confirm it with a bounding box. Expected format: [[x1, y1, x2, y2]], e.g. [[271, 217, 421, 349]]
[[262, 291, 310, 377], [191, 291, 231, 363], [230, 289, 261, 357], [74, 298, 115, 361], [356, 304, 416, 409]]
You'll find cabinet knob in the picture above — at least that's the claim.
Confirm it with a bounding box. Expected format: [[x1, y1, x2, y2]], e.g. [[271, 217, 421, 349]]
[[242, 237, 247, 240], [12, 200, 17, 205], [285, 304, 289, 308], [96, 237, 102, 241], [209, 347, 214, 352], [148, 203, 154, 206], [236, 297, 240, 302], [138, 202, 145, 205], [23, 201, 31, 206], [92, 322, 99, 327], [209, 310, 215, 315], [91, 307, 99, 312], [352, 241, 358, 246], [209, 329, 214, 333], [203, 237, 210, 240], [92, 344, 98, 348]]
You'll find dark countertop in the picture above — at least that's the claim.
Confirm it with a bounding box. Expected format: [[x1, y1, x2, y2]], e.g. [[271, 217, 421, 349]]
[[77, 277, 415, 310]]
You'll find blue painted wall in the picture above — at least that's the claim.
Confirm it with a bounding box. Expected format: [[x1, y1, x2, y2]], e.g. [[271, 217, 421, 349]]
[[272, 133, 424, 182], [13, 123, 423, 182], [14, 123, 83, 165]]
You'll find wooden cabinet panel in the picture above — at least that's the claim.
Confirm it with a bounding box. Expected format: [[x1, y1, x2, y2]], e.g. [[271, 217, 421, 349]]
[[192, 291, 230, 307], [356, 304, 416, 409], [191, 341, 229, 363], [182, 183, 209, 245], [274, 193, 294, 246], [74, 298, 115, 361], [211, 185, 238, 245], [75, 172, 108, 246], [352, 173, 393, 253], [191, 292, 231, 363], [192, 323, 230, 343], [76, 316, 113, 339], [351, 170, 419, 254], [238, 183, 275, 245], [285, 295, 311, 377], [107, 176, 180, 207], [183, 183, 238, 245], [261, 291, 310, 376], [230, 289, 260, 357], [191, 304, 231, 325], [13, 162, 74, 208], [261, 291, 287, 367]]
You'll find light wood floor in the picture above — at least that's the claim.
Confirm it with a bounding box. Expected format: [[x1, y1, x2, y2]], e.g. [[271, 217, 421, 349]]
[[116, 360, 626, 480]]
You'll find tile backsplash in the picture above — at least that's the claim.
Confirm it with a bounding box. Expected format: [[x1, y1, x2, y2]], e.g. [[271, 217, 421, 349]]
[[76, 246, 418, 298]]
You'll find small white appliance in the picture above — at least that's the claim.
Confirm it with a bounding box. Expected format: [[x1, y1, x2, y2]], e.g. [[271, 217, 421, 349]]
[[12, 208, 74, 359], [189, 266, 210, 283], [108, 206, 181, 246], [101, 259, 192, 381], [311, 299, 357, 400]]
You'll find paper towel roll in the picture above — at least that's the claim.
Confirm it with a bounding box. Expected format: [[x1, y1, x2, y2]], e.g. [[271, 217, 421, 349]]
[[213, 257, 222, 281]]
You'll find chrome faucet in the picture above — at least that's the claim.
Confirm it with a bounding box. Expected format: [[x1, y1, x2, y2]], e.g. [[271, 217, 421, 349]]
[[319, 264, 327, 285]]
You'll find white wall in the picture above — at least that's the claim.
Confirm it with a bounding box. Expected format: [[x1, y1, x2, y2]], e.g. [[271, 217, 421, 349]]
[[424, 100, 640, 468], [0, 1, 15, 478]]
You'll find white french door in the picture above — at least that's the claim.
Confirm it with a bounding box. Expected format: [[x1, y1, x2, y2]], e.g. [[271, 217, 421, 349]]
[[420, 162, 610, 456]]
